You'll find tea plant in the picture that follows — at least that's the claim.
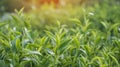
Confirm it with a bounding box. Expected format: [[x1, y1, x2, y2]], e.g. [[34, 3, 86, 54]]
[[0, 1, 120, 67]]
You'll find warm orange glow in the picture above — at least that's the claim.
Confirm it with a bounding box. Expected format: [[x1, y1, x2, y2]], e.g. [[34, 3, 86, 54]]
[[38, 0, 60, 5]]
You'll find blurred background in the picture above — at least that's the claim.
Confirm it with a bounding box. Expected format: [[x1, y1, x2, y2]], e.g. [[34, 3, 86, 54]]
[[0, 0, 120, 29], [0, 0, 119, 12]]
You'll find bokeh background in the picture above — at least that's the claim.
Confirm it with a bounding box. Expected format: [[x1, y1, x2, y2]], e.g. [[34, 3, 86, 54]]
[[0, 0, 120, 29], [0, 0, 119, 12]]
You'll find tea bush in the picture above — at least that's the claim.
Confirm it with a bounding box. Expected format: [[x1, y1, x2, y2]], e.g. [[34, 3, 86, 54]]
[[0, 1, 120, 67]]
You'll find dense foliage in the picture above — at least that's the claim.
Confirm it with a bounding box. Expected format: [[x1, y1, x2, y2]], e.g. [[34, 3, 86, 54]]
[[0, 0, 120, 67]]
